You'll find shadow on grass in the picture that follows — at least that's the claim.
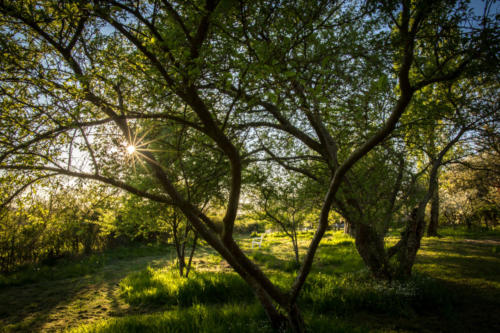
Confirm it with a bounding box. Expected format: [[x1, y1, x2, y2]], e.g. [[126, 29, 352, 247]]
[[0, 276, 99, 332], [0, 254, 170, 332], [418, 239, 500, 284], [414, 237, 500, 333]]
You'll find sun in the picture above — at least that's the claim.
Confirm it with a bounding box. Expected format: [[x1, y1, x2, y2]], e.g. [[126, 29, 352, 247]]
[[126, 145, 136, 155]]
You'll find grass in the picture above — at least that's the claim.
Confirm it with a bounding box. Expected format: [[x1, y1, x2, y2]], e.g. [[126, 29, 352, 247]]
[[0, 243, 172, 288], [1, 226, 499, 332], [437, 225, 500, 240], [70, 303, 273, 333], [119, 267, 254, 307]]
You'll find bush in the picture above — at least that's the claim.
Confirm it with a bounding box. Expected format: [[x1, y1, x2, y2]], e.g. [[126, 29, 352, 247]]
[[233, 218, 266, 234]]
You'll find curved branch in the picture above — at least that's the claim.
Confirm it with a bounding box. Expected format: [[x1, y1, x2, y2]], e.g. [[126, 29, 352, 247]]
[[0, 173, 57, 209], [0, 165, 174, 205]]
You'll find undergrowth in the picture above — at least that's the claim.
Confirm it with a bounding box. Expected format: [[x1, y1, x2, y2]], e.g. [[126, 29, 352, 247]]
[[0, 243, 171, 288]]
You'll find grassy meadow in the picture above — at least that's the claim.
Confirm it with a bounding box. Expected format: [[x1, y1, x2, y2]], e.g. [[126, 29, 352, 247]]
[[1, 228, 499, 332]]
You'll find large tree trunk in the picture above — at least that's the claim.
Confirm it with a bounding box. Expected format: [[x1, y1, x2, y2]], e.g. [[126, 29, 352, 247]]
[[393, 128, 466, 279], [427, 178, 440, 236], [354, 223, 392, 279], [394, 207, 426, 279]]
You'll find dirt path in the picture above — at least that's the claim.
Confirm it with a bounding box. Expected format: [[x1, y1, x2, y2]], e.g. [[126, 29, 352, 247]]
[[460, 238, 500, 246], [0, 255, 170, 332]]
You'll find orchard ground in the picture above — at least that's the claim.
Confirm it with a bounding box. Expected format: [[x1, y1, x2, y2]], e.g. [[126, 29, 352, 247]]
[[1, 227, 499, 333]]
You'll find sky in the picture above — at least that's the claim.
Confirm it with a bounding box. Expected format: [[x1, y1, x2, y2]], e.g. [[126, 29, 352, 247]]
[[470, 0, 499, 17]]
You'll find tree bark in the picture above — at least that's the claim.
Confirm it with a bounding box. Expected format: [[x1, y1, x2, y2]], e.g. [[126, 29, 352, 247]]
[[354, 223, 392, 279], [427, 178, 440, 236], [185, 233, 198, 278], [394, 207, 426, 279], [344, 220, 355, 236], [287, 304, 305, 333]]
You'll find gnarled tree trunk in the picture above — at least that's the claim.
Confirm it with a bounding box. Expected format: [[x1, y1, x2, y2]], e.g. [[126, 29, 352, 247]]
[[354, 222, 392, 279], [392, 207, 426, 279]]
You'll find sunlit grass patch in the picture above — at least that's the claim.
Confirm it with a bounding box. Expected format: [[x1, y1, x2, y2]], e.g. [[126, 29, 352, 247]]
[[314, 237, 364, 274], [119, 266, 254, 307], [416, 237, 500, 291], [68, 303, 272, 333]]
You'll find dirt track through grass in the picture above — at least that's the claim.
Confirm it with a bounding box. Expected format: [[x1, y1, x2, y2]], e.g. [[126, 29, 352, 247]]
[[1, 231, 499, 332], [0, 255, 170, 332]]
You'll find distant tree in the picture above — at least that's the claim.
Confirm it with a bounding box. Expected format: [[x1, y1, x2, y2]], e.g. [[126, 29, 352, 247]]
[[0, 179, 117, 271], [441, 152, 500, 229], [251, 170, 318, 266]]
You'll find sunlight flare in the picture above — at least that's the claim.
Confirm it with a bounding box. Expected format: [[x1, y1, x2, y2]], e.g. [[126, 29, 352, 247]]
[[126, 145, 136, 155]]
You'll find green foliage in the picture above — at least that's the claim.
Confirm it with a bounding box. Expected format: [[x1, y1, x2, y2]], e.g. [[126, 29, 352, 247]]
[[440, 153, 500, 229], [0, 181, 120, 273], [114, 195, 172, 243]]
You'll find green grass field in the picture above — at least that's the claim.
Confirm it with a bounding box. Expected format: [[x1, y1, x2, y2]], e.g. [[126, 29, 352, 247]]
[[1, 228, 499, 332]]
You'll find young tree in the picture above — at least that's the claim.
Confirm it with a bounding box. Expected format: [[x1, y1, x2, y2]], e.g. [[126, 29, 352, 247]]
[[251, 170, 318, 266], [118, 195, 199, 277]]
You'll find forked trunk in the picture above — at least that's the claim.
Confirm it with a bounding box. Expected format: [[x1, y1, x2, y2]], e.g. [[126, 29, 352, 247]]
[[185, 233, 198, 278], [394, 208, 426, 279], [248, 279, 304, 332]]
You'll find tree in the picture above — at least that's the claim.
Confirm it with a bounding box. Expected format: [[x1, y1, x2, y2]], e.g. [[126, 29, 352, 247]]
[[0, 1, 497, 331], [250, 169, 319, 266], [0, 179, 118, 271], [441, 152, 500, 229], [118, 194, 199, 277]]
